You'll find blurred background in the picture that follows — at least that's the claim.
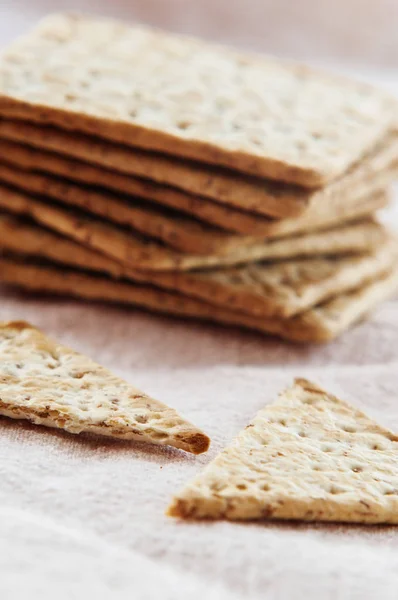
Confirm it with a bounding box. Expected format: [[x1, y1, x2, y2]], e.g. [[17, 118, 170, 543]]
[[1, 0, 398, 73]]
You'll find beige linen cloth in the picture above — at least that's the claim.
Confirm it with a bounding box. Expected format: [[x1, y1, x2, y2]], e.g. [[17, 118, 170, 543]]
[[0, 34, 397, 598]]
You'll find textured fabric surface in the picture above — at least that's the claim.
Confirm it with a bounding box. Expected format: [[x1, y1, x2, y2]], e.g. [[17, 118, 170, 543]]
[[1, 289, 398, 599]]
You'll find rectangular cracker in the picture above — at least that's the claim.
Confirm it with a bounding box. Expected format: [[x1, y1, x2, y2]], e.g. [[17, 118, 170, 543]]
[[0, 253, 397, 342], [0, 159, 392, 258], [136, 238, 398, 318], [0, 185, 387, 273], [0, 137, 392, 236], [0, 320, 209, 454], [0, 121, 396, 219], [0, 213, 394, 318], [0, 14, 395, 187], [167, 378, 398, 522]]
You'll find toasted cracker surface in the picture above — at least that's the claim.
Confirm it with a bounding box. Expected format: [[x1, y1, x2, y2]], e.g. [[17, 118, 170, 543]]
[[0, 14, 394, 186], [0, 320, 210, 453], [168, 378, 398, 521]]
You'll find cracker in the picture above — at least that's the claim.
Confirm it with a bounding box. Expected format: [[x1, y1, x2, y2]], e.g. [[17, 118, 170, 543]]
[[0, 213, 394, 318], [0, 185, 384, 273], [0, 320, 210, 453], [0, 14, 394, 187], [0, 138, 392, 236], [1, 253, 397, 342], [168, 378, 398, 522], [0, 121, 396, 219]]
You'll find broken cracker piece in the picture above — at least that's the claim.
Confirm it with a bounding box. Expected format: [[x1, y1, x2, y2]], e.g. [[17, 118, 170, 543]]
[[168, 379, 398, 521], [0, 321, 209, 454]]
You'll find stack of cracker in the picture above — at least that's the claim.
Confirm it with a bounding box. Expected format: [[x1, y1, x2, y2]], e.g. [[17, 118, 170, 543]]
[[0, 14, 397, 342]]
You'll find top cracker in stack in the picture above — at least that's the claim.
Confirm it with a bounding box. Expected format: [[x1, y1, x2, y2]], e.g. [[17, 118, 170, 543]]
[[0, 12, 395, 220]]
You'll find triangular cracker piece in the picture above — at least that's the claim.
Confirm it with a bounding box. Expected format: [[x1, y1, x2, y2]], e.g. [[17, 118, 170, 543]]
[[0, 321, 209, 454], [168, 379, 398, 522]]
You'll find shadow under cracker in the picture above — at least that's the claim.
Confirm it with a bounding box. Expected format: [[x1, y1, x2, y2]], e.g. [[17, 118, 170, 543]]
[[0, 416, 197, 463]]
